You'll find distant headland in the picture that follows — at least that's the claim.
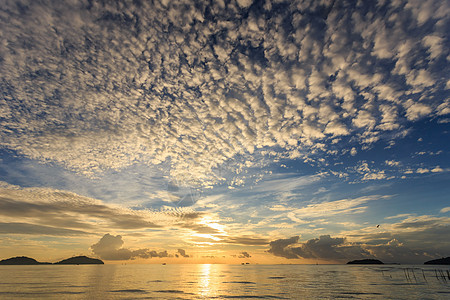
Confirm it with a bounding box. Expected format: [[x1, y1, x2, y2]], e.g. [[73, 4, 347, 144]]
[[347, 257, 450, 265], [0, 256, 104, 265], [347, 259, 384, 264], [424, 257, 450, 265]]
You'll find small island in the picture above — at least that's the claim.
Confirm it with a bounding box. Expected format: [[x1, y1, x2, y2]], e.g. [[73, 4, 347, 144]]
[[54, 256, 104, 265], [424, 257, 450, 265], [0, 256, 103, 265], [0, 256, 50, 265], [347, 259, 384, 264]]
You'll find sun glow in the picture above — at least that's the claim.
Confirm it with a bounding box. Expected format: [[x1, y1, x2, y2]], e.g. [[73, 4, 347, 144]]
[[192, 233, 222, 242], [189, 216, 228, 243], [198, 216, 227, 233]]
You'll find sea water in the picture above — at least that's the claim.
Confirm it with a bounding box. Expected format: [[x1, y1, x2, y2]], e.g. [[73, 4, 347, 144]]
[[0, 264, 449, 299]]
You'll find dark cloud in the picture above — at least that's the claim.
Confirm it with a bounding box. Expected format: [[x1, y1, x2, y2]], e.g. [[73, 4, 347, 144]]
[[268, 235, 372, 261], [0, 185, 222, 237], [365, 239, 433, 264], [224, 236, 269, 246], [348, 219, 450, 262], [0, 193, 160, 230], [0, 222, 88, 236], [238, 251, 251, 258], [177, 249, 189, 258], [267, 236, 300, 259], [90, 234, 170, 260], [290, 235, 370, 261], [0, 197, 97, 229], [268, 234, 443, 264], [136, 250, 169, 259]]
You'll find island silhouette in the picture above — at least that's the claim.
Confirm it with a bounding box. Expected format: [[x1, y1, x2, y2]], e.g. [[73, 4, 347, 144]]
[[424, 257, 450, 265], [0, 256, 51, 265], [0, 256, 103, 265], [347, 259, 384, 264]]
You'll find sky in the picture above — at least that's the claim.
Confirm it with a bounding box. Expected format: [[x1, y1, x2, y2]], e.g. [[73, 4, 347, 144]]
[[0, 0, 449, 264]]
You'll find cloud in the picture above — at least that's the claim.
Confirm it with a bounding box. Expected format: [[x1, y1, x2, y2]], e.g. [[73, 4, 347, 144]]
[[288, 195, 388, 220], [91, 234, 134, 260], [91, 234, 169, 260], [269, 205, 293, 212], [0, 222, 88, 236], [268, 234, 437, 263], [238, 251, 251, 258], [416, 168, 430, 174], [268, 235, 369, 261], [385, 213, 412, 220], [431, 166, 444, 173], [393, 215, 450, 230], [249, 174, 322, 194], [176, 248, 189, 258], [0, 182, 218, 236], [355, 162, 388, 181], [291, 235, 370, 261], [342, 214, 450, 262], [364, 239, 432, 264], [0, 0, 447, 187], [267, 236, 300, 259], [385, 160, 400, 167], [0, 184, 159, 231], [405, 101, 433, 121], [224, 236, 269, 246], [440, 207, 450, 213]]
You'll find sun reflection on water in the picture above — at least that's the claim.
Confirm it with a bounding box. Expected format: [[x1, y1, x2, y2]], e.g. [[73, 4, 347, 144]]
[[197, 264, 220, 298]]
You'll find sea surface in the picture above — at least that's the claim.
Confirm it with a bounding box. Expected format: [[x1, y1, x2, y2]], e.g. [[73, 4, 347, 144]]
[[0, 264, 449, 299]]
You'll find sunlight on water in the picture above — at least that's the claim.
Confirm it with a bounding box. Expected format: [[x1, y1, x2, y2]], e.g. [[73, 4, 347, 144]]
[[198, 263, 213, 297], [0, 264, 449, 299]]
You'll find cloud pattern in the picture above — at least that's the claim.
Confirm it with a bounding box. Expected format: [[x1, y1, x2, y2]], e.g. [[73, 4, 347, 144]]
[[1, 0, 448, 186]]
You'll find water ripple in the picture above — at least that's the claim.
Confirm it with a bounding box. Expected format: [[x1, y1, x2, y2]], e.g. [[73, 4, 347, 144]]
[[223, 281, 257, 284], [110, 289, 147, 293]]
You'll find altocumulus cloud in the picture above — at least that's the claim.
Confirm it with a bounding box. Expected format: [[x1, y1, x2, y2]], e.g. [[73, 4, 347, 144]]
[[0, 0, 448, 186]]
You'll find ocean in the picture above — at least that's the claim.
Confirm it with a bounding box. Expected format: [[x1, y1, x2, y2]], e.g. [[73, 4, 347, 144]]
[[0, 264, 449, 299]]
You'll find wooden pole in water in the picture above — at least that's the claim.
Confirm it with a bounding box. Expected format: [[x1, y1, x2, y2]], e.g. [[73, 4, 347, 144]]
[[422, 269, 427, 283], [404, 268, 410, 282], [411, 269, 417, 282], [439, 270, 447, 283]]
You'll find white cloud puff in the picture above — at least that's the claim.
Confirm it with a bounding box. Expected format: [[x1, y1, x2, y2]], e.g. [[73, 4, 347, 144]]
[[90, 233, 171, 260]]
